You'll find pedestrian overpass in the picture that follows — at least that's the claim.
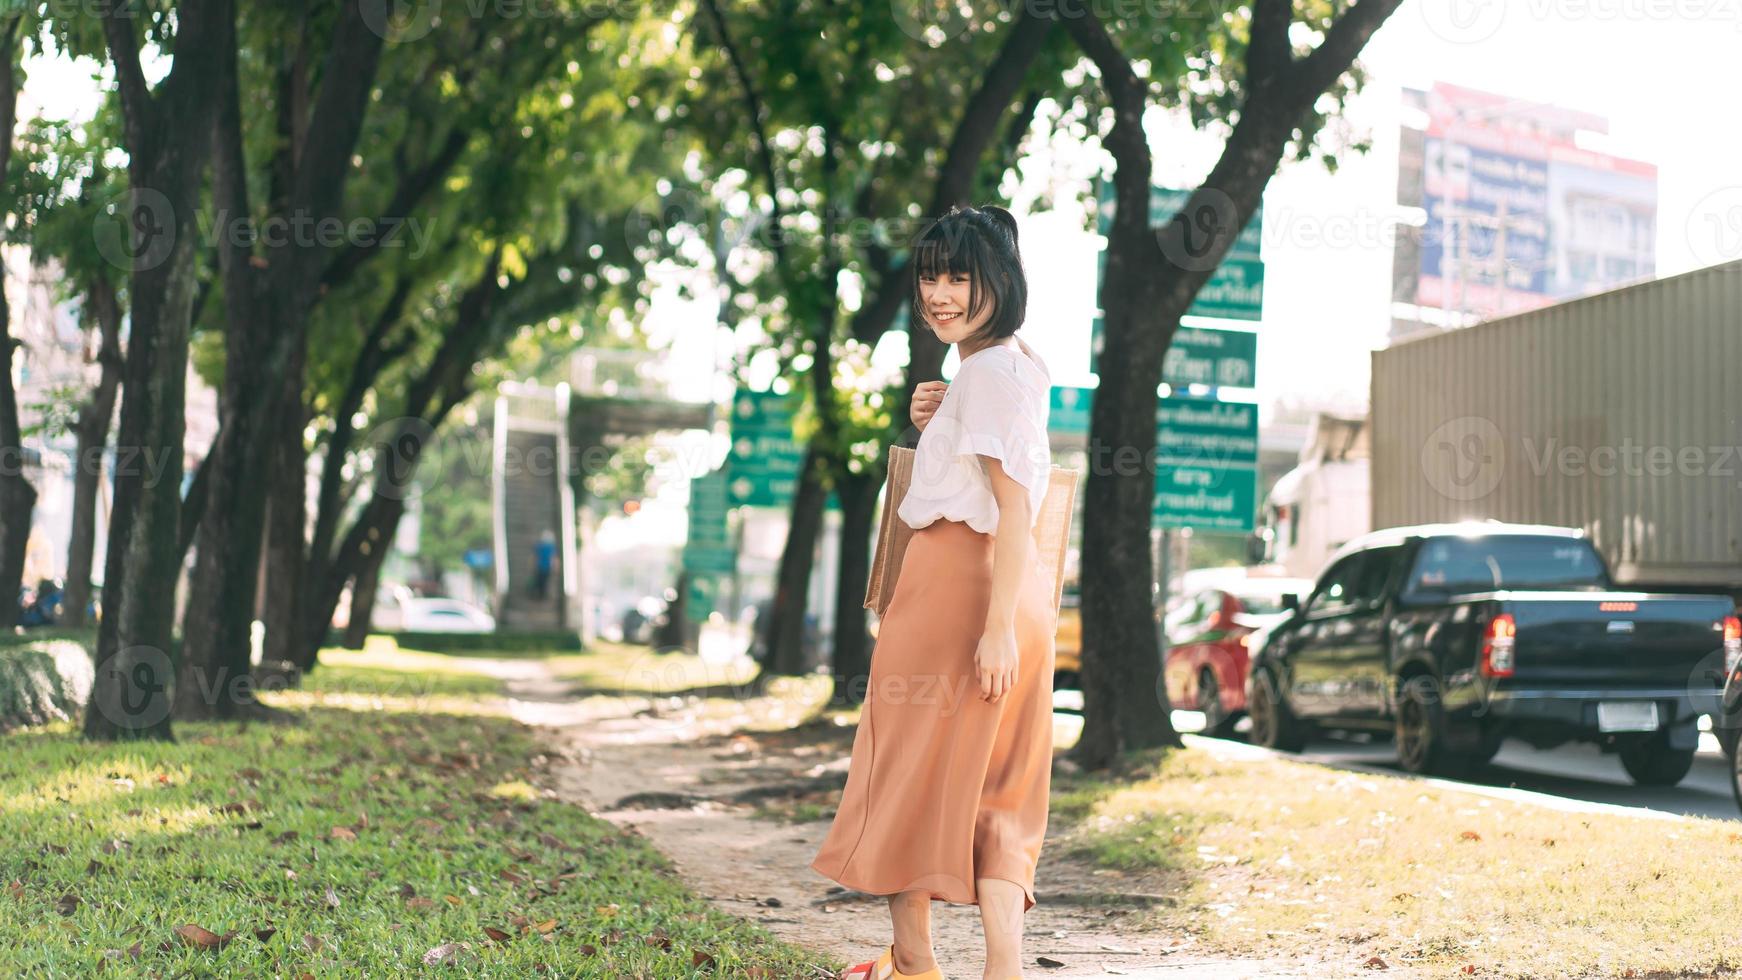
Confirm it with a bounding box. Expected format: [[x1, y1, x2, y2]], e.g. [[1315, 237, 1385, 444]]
[[491, 349, 713, 633]]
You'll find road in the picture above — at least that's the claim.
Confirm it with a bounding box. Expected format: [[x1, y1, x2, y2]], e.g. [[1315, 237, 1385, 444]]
[[1051, 691, 1741, 822]]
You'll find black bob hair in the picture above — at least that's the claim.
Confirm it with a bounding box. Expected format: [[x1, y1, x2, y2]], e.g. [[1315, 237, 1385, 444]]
[[910, 204, 1027, 342]]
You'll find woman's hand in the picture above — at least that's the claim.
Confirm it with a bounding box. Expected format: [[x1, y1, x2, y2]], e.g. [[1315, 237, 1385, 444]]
[[910, 380, 948, 432], [974, 622, 1020, 704]]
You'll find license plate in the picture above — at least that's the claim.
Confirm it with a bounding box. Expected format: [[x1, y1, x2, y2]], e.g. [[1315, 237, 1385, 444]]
[[1597, 701, 1660, 732]]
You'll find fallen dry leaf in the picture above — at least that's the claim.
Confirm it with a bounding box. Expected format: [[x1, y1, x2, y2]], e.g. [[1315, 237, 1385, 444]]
[[483, 926, 512, 942], [1363, 955, 1388, 970], [423, 941, 469, 965], [173, 924, 235, 950], [329, 826, 357, 841]]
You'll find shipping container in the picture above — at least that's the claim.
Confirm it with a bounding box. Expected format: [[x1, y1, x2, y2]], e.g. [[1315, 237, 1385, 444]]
[[1371, 260, 1742, 594]]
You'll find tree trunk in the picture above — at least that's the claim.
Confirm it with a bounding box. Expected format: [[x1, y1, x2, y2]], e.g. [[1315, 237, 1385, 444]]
[[0, 17, 34, 632], [63, 277, 125, 630], [0, 289, 35, 633], [177, 0, 383, 719], [828, 466, 880, 706], [85, 0, 230, 742], [341, 533, 388, 650], [1061, 0, 1403, 769], [261, 341, 308, 665], [761, 445, 828, 678]]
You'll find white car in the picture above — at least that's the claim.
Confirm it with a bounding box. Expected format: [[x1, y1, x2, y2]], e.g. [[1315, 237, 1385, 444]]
[[395, 597, 496, 633]]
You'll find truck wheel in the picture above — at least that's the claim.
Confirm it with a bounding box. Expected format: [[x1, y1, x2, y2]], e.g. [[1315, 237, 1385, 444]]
[[1619, 732, 1696, 787], [1197, 668, 1238, 739], [1717, 726, 1740, 760], [1394, 674, 1470, 778], [1248, 667, 1306, 752], [1732, 741, 1742, 814]]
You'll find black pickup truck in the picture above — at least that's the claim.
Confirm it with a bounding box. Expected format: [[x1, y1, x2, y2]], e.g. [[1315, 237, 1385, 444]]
[[1246, 523, 1740, 786]]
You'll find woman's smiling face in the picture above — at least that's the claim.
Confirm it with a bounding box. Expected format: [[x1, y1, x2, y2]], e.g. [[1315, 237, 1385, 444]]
[[918, 270, 991, 344]]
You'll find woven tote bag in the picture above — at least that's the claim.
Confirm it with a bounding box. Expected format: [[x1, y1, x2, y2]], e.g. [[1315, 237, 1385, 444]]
[[863, 443, 1078, 618]]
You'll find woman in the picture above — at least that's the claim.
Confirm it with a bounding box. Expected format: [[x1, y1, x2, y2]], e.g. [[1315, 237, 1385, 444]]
[[810, 204, 1056, 980]]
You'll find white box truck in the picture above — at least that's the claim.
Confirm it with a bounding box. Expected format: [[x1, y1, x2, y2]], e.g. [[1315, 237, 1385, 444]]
[[1370, 260, 1742, 600]]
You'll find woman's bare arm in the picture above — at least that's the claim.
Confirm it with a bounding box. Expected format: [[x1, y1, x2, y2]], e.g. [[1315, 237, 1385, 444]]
[[975, 456, 1033, 703], [983, 457, 1033, 628]]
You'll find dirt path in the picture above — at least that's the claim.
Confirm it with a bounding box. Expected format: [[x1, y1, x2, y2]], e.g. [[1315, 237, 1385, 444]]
[[503, 661, 1368, 979]]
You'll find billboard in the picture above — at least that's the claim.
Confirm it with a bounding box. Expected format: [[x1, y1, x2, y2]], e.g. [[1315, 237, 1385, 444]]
[[1402, 83, 1656, 326]]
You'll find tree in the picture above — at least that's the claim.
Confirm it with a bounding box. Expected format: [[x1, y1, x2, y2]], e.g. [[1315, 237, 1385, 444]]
[[277, 11, 682, 674], [0, 10, 37, 631], [174, 0, 387, 720], [77, 0, 233, 741], [685, 0, 1067, 695], [1062, 0, 1402, 769], [11, 108, 133, 630]]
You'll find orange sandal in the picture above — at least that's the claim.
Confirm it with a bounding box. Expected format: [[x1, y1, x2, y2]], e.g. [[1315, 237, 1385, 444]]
[[841, 943, 942, 980]]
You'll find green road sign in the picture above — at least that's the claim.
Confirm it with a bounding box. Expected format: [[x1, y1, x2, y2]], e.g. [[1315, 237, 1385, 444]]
[[727, 389, 804, 508], [1091, 182, 1265, 345], [1048, 386, 1093, 437], [683, 547, 737, 575], [1153, 464, 1258, 532], [1153, 395, 1258, 532], [686, 470, 731, 550], [1163, 326, 1257, 388], [1091, 321, 1260, 388]]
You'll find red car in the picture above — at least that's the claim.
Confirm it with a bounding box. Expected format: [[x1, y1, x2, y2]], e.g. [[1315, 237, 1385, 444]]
[[1163, 577, 1313, 737]]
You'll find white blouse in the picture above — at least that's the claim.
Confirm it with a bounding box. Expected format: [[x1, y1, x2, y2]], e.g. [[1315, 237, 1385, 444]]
[[898, 342, 1052, 534]]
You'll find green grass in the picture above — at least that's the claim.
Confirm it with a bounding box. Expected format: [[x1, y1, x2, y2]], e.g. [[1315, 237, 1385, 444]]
[[1049, 743, 1742, 979], [0, 650, 826, 977]]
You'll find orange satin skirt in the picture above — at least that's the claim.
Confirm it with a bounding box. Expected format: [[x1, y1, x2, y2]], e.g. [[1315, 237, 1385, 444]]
[[809, 518, 1057, 912]]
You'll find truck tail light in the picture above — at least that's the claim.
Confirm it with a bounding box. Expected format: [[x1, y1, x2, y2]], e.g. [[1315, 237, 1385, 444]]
[[1481, 613, 1516, 678], [1724, 615, 1742, 675]]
